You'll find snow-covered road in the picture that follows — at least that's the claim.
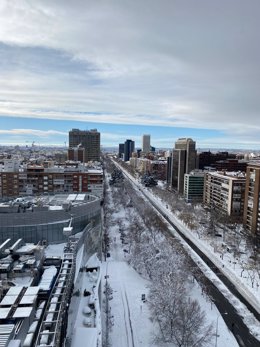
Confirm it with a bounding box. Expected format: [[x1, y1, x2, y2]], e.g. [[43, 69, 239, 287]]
[[104, 234, 158, 347]]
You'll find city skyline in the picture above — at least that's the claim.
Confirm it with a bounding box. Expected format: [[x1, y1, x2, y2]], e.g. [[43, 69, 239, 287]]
[[0, 1, 260, 149]]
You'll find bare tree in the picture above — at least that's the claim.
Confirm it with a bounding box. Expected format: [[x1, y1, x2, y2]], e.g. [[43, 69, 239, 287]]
[[171, 299, 213, 347], [149, 275, 213, 347]]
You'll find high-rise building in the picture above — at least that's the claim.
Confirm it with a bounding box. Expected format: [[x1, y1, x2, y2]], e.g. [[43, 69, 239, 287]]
[[118, 143, 125, 159], [124, 139, 135, 162], [142, 134, 150, 153], [168, 138, 197, 193], [243, 163, 260, 240], [69, 129, 100, 163]]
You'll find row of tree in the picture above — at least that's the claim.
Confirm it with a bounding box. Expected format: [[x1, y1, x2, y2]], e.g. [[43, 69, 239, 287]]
[[103, 156, 214, 346]]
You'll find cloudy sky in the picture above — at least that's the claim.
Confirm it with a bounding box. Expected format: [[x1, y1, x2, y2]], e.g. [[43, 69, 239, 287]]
[[0, 0, 259, 149]]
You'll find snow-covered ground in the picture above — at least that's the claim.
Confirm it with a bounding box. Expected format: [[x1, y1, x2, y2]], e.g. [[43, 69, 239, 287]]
[[103, 168, 239, 347], [113, 160, 260, 342], [104, 228, 238, 347]]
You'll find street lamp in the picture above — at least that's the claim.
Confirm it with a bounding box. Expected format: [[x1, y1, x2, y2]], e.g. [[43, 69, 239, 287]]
[[215, 312, 228, 347]]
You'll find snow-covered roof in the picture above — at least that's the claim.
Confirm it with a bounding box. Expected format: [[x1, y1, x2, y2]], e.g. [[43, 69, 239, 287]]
[[0, 307, 12, 319], [49, 205, 63, 210], [87, 169, 102, 174], [16, 243, 38, 254], [207, 171, 246, 180], [67, 194, 77, 201], [13, 306, 33, 318], [38, 266, 57, 290], [0, 287, 23, 306], [76, 194, 86, 201]]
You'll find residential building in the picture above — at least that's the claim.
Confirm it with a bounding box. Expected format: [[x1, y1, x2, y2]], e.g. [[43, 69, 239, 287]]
[[184, 171, 205, 202], [69, 129, 100, 162], [142, 134, 151, 153], [0, 163, 103, 198], [204, 171, 246, 216], [136, 158, 150, 175], [243, 163, 260, 239], [147, 160, 167, 180]]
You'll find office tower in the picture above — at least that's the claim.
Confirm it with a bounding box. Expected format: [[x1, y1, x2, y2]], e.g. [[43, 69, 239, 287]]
[[243, 163, 260, 239], [169, 138, 197, 193], [142, 134, 150, 153], [118, 143, 125, 159], [124, 139, 135, 162], [175, 138, 196, 173], [184, 171, 205, 203], [69, 129, 100, 162]]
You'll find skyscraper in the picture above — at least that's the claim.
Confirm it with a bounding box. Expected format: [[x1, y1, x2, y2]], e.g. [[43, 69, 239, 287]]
[[69, 129, 100, 163], [124, 139, 135, 162], [169, 138, 197, 193], [142, 134, 150, 153], [118, 143, 125, 159]]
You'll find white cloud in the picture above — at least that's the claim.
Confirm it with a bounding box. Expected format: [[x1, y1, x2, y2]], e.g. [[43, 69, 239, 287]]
[[0, 0, 259, 147], [0, 129, 66, 137]]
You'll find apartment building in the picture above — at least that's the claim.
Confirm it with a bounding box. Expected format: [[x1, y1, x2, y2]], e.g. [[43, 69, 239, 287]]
[[243, 163, 260, 238], [203, 171, 246, 216], [147, 160, 167, 180], [0, 164, 103, 198]]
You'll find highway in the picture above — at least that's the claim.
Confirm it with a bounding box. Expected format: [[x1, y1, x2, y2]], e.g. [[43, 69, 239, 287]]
[[112, 159, 260, 347]]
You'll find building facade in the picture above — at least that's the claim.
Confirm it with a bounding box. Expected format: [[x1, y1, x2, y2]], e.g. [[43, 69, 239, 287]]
[[118, 143, 125, 159], [124, 139, 135, 162], [142, 134, 151, 153], [184, 171, 205, 202], [198, 151, 236, 170], [68, 146, 85, 163], [69, 129, 100, 162], [243, 163, 260, 239], [0, 164, 103, 198], [204, 171, 246, 216], [169, 138, 197, 193]]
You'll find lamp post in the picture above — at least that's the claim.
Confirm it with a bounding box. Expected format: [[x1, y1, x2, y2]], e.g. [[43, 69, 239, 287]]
[[215, 315, 220, 347], [215, 312, 228, 347]]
